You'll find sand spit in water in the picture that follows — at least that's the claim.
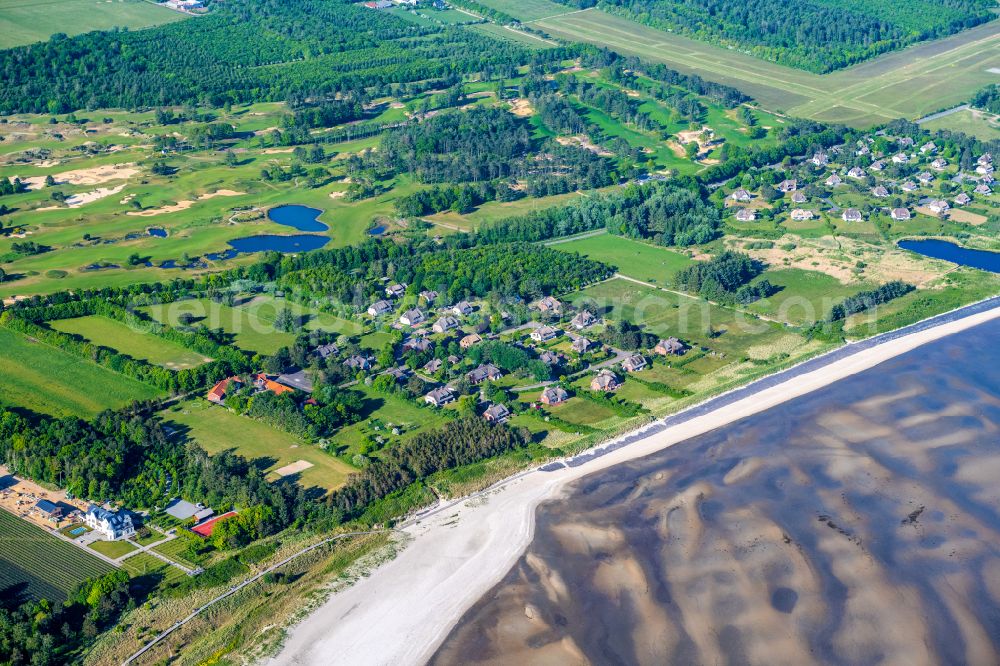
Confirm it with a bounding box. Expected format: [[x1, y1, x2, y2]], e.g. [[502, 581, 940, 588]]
[[270, 304, 1000, 666]]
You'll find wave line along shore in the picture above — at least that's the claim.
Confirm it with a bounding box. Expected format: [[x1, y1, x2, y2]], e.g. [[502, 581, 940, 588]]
[[270, 297, 1000, 666]]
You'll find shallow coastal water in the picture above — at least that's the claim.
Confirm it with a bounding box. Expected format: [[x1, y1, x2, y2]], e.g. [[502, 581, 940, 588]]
[[433, 319, 1000, 665]]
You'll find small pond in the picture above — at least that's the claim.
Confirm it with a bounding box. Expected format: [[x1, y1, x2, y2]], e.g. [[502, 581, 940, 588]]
[[368, 224, 387, 236], [226, 234, 330, 254], [268, 205, 329, 232], [898, 239, 1000, 274], [148, 227, 168, 238]]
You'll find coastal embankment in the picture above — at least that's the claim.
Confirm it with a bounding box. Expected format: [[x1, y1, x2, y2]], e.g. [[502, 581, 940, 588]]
[[271, 298, 1000, 666]]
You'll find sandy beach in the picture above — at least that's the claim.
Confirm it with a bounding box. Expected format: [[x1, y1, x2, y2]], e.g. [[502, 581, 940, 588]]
[[270, 303, 1000, 666]]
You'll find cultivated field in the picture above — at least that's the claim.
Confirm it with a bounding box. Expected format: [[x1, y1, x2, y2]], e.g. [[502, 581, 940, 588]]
[[550, 233, 693, 284], [0, 0, 187, 49], [0, 327, 164, 418], [160, 399, 357, 492], [490, 0, 1000, 127], [0, 508, 113, 605], [50, 315, 212, 370]]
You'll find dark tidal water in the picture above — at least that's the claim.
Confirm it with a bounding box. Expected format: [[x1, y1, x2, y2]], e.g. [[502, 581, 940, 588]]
[[899, 239, 1000, 273], [433, 318, 1000, 666]]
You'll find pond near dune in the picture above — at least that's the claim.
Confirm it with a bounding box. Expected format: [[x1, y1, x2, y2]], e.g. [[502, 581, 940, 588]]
[[226, 234, 330, 254], [898, 239, 1000, 273], [267, 205, 329, 232]]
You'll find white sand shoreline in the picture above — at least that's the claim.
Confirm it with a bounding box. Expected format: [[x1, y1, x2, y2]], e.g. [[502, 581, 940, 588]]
[[270, 304, 1000, 666]]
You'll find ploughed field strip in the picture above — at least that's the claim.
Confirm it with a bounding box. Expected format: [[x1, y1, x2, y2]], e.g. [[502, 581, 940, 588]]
[[0, 509, 113, 605]]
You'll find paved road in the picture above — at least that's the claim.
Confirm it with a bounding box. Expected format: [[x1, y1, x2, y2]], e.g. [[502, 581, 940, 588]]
[[916, 104, 970, 124], [542, 229, 608, 245]]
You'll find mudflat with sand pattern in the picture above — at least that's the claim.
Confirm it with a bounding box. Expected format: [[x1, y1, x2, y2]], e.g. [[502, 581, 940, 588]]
[[433, 319, 1000, 665]]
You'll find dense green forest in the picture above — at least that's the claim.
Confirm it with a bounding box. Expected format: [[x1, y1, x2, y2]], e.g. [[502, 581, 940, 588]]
[[554, 0, 995, 72], [0, 0, 565, 113]]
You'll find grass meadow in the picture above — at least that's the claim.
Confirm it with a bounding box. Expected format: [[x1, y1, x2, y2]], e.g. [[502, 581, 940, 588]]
[[0, 327, 165, 418], [0, 509, 113, 605], [550, 233, 693, 284], [50, 315, 213, 370], [160, 399, 357, 492], [0, 0, 186, 49]]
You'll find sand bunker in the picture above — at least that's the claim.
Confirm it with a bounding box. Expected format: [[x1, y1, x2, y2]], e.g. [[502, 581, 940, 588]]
[[509, 98, 534, 117], [329, 190, 347, 199], [273, 460, 314, 477], [555, 135, 613, 156], [21, 163, 140, 190], [36, 184, 127, 210], [126, 190, 246, 216]]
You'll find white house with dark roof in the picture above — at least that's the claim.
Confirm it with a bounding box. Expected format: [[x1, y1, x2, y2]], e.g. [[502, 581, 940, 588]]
[[424, 386, 455, 407], [571, 337, 591, 354], [540, 386, 568, 405], [571, 310, 597, 330], [777, 179, 798, 193], [85, 505, 135, 540], [467, 363, 502, 384], [892, 153, 909, 164], [622, 353, 647, 372], [890, 208, 911, 221], [931, 158, 948, 171], [825, 174, 842, 187], [483, 403, 510, 423], [975, 183, 993, 195], [419, 290, 438, 303], [954, 192, 971, 206], [872, 186, 889, 198], [791, 191, 807, 204], [927, 200, 950, 215], [842, 208, 863, 222], [870, 160, 886, 172], [730, 188, 752, 202], [385, 283, 406, 298], [847, 167, 865, 179], [530, 325, 560, 343], [901, 181, 918, 192], [432, 315, 459, 333], [399, 308, 425, 326], [735, 208, 756, 222], [790, 209, 814, 221], [920, 141, 937, 154], [451, 301, 474, 316], [367, 300, 393, 317]]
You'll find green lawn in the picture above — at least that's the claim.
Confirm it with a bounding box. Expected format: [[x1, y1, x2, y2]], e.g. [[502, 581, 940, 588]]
[[141, 297, 296, 355], [551, 233, 693, 284], [119, 552, 188, 586], [0, 327, 165, 418], [747, 269, 873, 326], [921, 109, 1000, 141], [89, 539, 137, 559], [0, 509, 113, 605], [160, 399, 356, 492], [547, 396, 616, 426], [50, 315, 212, 370], [240, 295, 364, 336], [0, 0, 187, 49], [329, 383, 453, 457], [565, 278, 817, 361]]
